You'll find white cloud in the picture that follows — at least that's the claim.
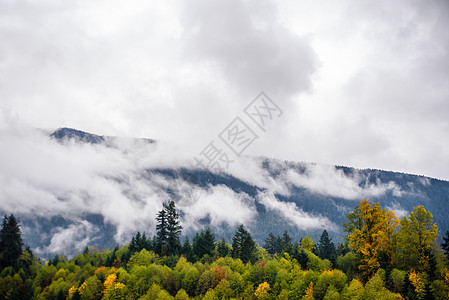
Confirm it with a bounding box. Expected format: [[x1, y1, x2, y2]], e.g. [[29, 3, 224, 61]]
[[180, 184, 257, 231], [226, 157, 402, 201], [386, 203, 409, 219], [257, 191, 335, 230], [43, 219, 98, 256]]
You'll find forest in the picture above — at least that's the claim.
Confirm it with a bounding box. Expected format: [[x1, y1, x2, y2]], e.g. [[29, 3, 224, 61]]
[[1, 199, 449, 299]]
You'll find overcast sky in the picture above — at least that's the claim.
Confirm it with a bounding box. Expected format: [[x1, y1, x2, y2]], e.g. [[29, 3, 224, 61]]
[[1, 0, 449, 180]]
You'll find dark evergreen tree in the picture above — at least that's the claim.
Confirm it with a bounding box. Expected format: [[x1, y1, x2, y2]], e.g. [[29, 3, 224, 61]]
[[0, 215, 24, 268], [155, 208, 168, 255], [426, 248, 438, 282], [231, 224, 257, 263], [51, 255, 60, 266], [192, 228, 215, 259], [129, 231, 152, 255], [291, 242, 309, 269], [317, 230, 336, 264], [71, 289, 81, 300], [165, 201, 182, 256], [106, 246, 118, 267], [183, 237, 195, 262], [281, 230, 293, 254], [441, 230, 449, 259], [217, 238, 230, 257], [297, 248, 309, 270], [202, 227, 215, 257], [336, 242, 350, 257], [141, 232, 152, 250], [56, 290, 66, 300], [264, 232, 281, 255]]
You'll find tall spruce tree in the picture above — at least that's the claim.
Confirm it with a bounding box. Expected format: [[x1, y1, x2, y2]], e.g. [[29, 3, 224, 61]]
[[193, 228, 215, 259], [0, 215, 23, 268], [317, 230, 336, 263], [181, 237, 194, 261], [264, 232, 281, 255], [155, 201, 182, 256], [231, 224, 257, 263], [155, 208, 168, 255], [441, 230, 449, 259], [165, 201, 182, 255], [217, 238, 230, 257], [281, 230, 293, 254]]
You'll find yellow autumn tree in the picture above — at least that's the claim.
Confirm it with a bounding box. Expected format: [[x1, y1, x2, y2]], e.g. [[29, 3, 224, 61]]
[[68, 285, 78, 299], [344, 199, 399, 280], [303, 281, 314, 300], [78, 280, 88, 295], [103, 273, 117, 294], [255, 282, 270, 297], [301, 236, 315, 252], [409, 269, 425, 300]]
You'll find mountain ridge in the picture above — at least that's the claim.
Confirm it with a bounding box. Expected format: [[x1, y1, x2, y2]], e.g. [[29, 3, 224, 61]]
[[3, 127, 448, 259]]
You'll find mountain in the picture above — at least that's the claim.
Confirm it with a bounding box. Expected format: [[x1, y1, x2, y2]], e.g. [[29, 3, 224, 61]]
[[3, 128, 449, 259]]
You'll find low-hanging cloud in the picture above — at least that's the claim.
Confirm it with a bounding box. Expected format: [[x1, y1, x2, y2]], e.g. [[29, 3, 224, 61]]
[[43, 219, 99, 256], [225, 157, 403, 201], [257, 191, 335, 230], [0, 122, 261, 255]]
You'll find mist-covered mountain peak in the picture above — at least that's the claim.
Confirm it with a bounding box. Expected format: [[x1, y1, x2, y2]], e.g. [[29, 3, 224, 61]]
[[2, 128, 449, 259]]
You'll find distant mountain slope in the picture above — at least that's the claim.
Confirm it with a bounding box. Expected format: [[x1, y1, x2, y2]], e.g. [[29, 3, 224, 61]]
[[3, 128, 448, 259], [51, 127, 155, 145]]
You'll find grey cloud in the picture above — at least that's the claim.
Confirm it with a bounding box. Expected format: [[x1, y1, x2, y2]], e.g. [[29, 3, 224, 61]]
[[180, 0, 318, 101]]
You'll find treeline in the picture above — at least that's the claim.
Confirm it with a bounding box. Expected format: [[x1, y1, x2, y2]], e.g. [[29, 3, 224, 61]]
[[1, 200, 449, 299]]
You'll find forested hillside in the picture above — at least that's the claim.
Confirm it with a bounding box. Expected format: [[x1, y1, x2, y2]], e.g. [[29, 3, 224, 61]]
[[4, 128, 449, 260], [1, 199, 449, 299]]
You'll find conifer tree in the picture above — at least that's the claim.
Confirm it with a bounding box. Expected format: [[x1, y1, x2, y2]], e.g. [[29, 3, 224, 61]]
[[193, 228, 216, 259], [155, 208, 168, 255], [165, 201, 182, 255], [281, 230, 293, 254], [0, 215, 23, 268], [263, 232, 280, 255], [182, 237, 194, 261], [155, 201, 182, 256], [317, 230, 336, 263], [217, 238, 230, 257], [231, 224, 257, 263], [441, 230, 449, 260]]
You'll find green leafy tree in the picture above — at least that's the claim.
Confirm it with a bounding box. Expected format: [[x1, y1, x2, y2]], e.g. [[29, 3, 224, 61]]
[[301, 236, 315, 252], [0, 215, 23, 268], [231, 224, 257, 263], [396, 206, 438, 274]]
